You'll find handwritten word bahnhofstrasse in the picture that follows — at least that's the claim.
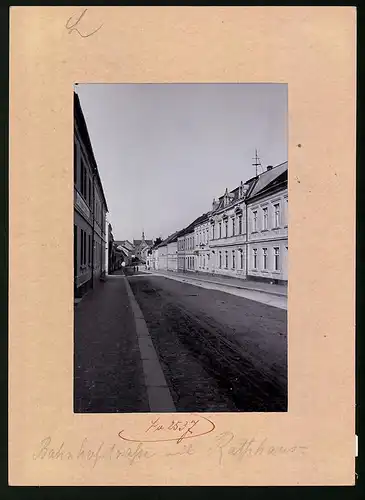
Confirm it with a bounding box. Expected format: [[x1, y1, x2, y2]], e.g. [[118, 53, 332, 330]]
[[32, 434, 309, 469]]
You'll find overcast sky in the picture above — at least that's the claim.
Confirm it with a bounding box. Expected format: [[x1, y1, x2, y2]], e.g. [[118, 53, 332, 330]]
[[76, 83, 287, 242]]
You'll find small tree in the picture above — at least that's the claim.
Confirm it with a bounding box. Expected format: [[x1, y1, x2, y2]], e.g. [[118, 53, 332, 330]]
[[154, 237, 163, 246]]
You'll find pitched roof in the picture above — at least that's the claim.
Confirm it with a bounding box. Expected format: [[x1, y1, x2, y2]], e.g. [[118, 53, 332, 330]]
[[133, 238, 153, 248], [247, 161, 288, 199], [74, 91, 109, 212], [114, 240, 134, 251], [157, 230, 183, 247], [177, 212, 210, 237]]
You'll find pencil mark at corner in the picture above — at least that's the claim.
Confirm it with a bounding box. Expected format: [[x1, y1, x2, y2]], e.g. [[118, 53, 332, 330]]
[[65, 8, 103, 38]]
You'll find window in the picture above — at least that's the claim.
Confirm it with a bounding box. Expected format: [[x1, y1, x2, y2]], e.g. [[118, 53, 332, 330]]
[[224, 219, 228, 237], [80, 229, 83, 265], [232, 250, 235, 269], [203, 255, 205, 268], [225, 251, 228, 269], [212, 224, 215, 240], [88, 178, 92, 206], [81, 158, 88, 199], [232, 218, 235, 236], [253, 211, 258, 232], [219, 251, 222, 268], [263, 207, 268, 230], [74, 143, 78, 185], [274, 203, 280, 227], [74, 225, 78, 275], [80, 159, 84, 195], [238, 214, 243, 234], [284, 198, 288, 227], [263, 248, 268, 269], [86, 234, 89, 266], [274, 247, 280, 271], [239, 249, 244, 269], [88, 234, 92, 265], [80, 229, 87, 266], [253, 248, 258, 269], [219, 222, 222, 238]]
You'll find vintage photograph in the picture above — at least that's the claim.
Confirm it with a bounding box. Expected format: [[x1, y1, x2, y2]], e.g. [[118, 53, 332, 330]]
[[74, 83, 288, 413]]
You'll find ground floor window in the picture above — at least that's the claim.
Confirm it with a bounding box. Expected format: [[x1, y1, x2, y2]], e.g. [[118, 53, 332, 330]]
[[232, 250, 235, 269], [239, 249, 244, 269], [80, 229, 88, 266], [219, 251, 222, 268], [225, 251, 228, 269], [263, 248, 268, 270], [253, 248, 258, 269], [88, 234, 92, 265], [74, 225, 78, 276], [274, 247, 280, 271]]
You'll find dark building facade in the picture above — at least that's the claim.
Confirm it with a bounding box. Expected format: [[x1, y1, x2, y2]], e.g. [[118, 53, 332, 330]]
[[74, 91, 108, 298]]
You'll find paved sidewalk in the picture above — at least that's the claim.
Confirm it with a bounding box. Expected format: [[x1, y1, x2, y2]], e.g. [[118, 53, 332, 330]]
[[145, 270, 287, 297], [74, 275, 149, 412]]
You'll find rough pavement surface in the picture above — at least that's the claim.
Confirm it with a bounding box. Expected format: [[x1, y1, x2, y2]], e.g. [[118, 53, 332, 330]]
[[74, 276, 149, 413], [128, 275, 287, 412]]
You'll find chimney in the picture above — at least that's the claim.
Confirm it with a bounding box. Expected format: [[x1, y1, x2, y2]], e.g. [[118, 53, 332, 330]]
[[267, 165, 273, 171]]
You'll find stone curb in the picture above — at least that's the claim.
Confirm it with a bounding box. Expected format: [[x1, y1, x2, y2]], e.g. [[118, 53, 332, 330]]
[[145, 271, 287, 298]]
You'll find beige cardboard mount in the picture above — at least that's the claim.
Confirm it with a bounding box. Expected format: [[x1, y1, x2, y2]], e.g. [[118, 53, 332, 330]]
[[9, 6, 356, 486]]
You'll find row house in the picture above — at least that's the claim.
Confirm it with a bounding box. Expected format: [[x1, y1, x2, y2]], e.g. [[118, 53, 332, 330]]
[[208, 180, 252, 278], [74, 92, 108, 298], [246, 163, 288, 283], [177, 226, 195, 272], [207, 162, 288, 284], [107, 225, 128, 273], [177, 213, 209, 272], [162, 161, 288, 285], [114, 239, 134, 266], [194, 213, 210, 272], [150, 161, 288, 284], [153, 231, 181, 271]]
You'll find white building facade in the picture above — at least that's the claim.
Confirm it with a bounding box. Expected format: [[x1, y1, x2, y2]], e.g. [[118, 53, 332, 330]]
[[208, 181, 251, 278], [167, 241, 178, 271], [194, 214, 210, 273], [157, 244, 168, 271], [177, 228, 195, 272], [153, 161, 288, 285], [246, 163, 288, 283]]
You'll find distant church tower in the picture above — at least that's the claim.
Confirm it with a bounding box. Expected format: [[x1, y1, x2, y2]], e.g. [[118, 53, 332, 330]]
[[142, 230, 145, 242]]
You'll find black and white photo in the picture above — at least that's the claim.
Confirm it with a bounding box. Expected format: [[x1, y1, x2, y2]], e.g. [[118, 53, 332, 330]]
[[73, 83, 288, 413]]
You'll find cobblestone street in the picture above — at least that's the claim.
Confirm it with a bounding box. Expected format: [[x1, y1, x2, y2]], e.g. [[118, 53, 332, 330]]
[[74, 271, 287, 413]]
